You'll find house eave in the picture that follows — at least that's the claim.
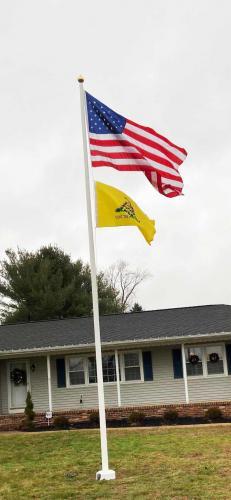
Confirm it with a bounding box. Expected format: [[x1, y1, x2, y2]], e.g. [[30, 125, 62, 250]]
[[0, 330, 231, 358]]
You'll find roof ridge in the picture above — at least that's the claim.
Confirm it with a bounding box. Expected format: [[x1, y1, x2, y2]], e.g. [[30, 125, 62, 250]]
[[0, 304, 229, 328]]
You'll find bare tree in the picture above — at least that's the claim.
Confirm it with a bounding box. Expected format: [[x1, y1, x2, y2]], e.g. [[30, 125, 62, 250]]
[[105, 260, 150, 312]]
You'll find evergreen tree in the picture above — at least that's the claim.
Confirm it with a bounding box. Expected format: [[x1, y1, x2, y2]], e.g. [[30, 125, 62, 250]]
[[0, 246, 122, 323], [24, 391, 35, 429], [130, 302, 143, 313]]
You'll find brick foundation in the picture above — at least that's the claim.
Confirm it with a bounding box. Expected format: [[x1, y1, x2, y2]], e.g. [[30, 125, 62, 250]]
[[2, 401, 231, 431]]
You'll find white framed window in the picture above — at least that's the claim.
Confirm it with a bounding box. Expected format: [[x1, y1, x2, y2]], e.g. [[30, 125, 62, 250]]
[[66, 353, 117, 387], [185, 344, 227, 378], [121, 351, 143, 382], [205, 345, 224, 376], [88, 354, 117, 384], [102, 354, 117, 383], [66, 350, 145, 387], [67, 356, 86, 386]]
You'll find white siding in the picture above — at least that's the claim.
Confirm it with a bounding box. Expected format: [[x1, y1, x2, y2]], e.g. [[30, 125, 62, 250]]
[[29, 357, 49, 411], [51, 347, 186, 410], [188, 377, 231, 402], [51, 356, 118, 410], [120, 347, 185, 406]]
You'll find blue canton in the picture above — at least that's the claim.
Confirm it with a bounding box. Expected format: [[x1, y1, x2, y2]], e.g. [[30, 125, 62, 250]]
[[86, 92, 126, 134]]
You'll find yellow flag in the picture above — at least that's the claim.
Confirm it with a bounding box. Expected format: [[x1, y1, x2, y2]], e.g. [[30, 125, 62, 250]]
[[95, 181, 156, 245]]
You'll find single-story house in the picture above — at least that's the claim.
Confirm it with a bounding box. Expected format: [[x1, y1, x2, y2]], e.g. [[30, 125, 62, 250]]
[[1, 304, 231, 425]]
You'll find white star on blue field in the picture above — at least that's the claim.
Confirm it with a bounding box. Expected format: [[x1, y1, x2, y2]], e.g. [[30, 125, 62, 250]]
[[86, 92, 126, 134]]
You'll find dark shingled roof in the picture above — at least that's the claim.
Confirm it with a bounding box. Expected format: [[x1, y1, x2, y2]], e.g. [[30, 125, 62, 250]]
[[0, 304, 231, 353], [0, 305, 231, 351]]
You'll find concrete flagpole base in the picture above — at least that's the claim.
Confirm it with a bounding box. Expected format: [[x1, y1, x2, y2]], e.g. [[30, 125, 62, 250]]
[[96, 470, 116, 481]]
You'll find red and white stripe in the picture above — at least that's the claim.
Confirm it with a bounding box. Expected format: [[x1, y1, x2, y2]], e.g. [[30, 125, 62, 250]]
[[89, 118, 187, 198]]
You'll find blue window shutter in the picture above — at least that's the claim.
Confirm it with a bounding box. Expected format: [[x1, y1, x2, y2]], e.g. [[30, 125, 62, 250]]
[[56, 358, 66, 388], [172, 349, 183, 379], [142, 351, 153, 381], [226, 345, 231, 375]]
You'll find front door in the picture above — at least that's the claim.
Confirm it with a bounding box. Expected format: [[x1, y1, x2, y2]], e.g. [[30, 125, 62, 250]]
[[9, 361, 29, 411]]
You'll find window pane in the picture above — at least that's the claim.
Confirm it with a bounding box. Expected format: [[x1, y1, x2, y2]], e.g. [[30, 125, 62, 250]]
[[70, 371, 85, 385], [206, 346, 224, 375], [186, 347, 202, 362], [124, 352, 141, 381], [68, 357, 85, 385], [186, 362, 203, 376], [125, 366, 141, 381], [206, 345, 223, 359], [88, 357, 97, 384], [124, 352, 139, 367], [186, 347, 203, 376], [69, 357, 84, 371], [207, 360, 224, 375], [102, 355, 116, 382], [88, 355, 117, 383]]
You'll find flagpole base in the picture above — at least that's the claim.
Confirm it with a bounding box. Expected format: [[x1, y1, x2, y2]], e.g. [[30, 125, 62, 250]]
[[96, 469, 116, 481]]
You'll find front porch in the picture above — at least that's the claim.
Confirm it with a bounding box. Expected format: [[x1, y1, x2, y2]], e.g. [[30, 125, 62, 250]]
[[1, 339, 231, 420], [0, 355, 51, 416]]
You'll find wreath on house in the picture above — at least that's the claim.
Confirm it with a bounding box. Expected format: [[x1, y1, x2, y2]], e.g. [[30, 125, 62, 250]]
[[209, 352, 219, 363], [10, 368, 27, 386], [189, 354, 199, 365]]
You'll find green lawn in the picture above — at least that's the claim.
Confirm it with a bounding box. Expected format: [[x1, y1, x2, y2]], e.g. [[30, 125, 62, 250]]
[[0, 426, 231, 499]]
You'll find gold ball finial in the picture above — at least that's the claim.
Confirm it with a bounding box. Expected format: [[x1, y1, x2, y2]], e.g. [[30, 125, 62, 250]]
[[78, 75, 84, 83]]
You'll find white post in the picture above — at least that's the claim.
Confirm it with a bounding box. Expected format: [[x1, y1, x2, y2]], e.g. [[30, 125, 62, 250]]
[[78, 76, 115, 481], [47, 355, 52, 412], [181, 344, 189, 404], [115, 350, 121, 407]]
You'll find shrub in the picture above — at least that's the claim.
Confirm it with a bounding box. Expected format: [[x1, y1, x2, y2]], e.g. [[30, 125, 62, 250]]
[[53, 415, 70, 429], [205, 407, 223, 421], [24, 391, 35, 430], [89, 412, 99, 426], [128, 411, 145, 425], [164, 409, 179, 423]]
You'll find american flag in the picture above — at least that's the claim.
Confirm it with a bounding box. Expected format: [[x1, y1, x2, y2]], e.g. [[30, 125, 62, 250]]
[[86, 92, 187, 198]]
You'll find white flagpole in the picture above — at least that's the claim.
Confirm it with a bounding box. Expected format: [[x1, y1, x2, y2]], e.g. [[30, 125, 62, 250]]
[[78, 76, 115, 481]]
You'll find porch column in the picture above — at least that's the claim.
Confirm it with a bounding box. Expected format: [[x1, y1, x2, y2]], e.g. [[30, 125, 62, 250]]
[[46, 355, 53, 412], [115, 350, 121, 407], [181, 344, 189, 404]]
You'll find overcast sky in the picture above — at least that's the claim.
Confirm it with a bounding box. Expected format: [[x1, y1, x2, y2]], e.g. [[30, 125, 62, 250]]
[[0, 0, 230, 311]]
